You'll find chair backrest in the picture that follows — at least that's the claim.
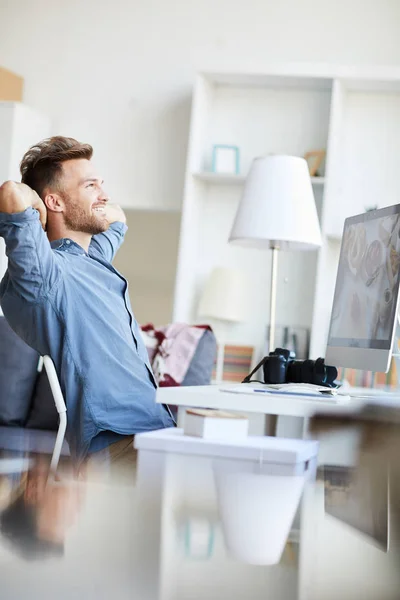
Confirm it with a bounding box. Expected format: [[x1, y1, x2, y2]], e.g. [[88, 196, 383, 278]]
[[182, 328, 217, 386], [0, 316, 39, 426]]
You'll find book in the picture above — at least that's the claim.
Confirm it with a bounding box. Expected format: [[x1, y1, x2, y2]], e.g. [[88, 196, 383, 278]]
[[184, 408, 249, 440]]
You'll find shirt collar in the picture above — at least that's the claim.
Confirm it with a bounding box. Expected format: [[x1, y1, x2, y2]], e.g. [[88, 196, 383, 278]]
[[50, 238, 87, 255]]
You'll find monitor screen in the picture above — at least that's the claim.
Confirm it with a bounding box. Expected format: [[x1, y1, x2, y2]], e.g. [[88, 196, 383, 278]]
[[328, 205, 400, 354]]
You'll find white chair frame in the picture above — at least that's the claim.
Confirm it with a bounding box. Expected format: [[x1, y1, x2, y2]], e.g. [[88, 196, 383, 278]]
[[39, 356, 67, 474]]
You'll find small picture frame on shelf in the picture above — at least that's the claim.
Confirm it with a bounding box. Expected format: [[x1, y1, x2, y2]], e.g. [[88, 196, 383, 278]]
[[212, 145, 240, 175], [304, 149, 326, 177]]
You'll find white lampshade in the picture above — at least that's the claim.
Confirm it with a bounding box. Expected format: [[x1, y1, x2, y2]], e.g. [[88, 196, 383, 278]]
[[198, 267, 248, 323], [229, 155, 322, 250]]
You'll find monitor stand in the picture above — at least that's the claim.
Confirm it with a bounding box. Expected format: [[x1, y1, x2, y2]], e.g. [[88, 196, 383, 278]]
[[364, 314, 400, 393], [391, 314, 400, 387], [341, 316, 400, 398]]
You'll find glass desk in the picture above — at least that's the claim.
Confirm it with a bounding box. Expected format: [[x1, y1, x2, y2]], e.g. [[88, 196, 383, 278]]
[[0, 415, 400, 600]]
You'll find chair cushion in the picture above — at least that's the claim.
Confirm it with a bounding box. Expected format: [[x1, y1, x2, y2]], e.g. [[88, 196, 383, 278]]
[[182, 329, 217, 386], [25, 369, 58, 431], [0, 317, 39, 426]]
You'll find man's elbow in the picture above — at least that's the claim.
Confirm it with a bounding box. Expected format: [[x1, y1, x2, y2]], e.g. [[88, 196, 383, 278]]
[[0, 181, 17, 194], [0, 181, 28, 214]]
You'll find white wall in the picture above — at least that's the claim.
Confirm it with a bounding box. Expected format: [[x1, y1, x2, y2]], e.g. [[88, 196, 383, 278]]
[[1, 0, 400, 210]]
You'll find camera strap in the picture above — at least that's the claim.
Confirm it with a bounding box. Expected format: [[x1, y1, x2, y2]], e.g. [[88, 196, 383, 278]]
[[242, 356, 269, 384]]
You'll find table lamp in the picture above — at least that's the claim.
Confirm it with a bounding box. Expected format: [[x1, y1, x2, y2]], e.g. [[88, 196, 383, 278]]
[[198, 267, 248, 383], [229, 155, 322, 352]]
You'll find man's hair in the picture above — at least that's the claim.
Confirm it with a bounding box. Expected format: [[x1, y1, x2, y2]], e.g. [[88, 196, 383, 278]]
[[20, 136, 93, 198]]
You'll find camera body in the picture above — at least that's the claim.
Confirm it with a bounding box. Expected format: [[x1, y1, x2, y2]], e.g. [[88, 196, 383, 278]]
[[261, 348, 337, 387]]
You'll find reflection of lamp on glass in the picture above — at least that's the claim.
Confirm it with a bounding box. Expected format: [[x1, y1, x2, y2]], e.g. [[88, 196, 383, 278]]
[[214, 463, 306, 565], [198, 267, 248, 383], [212, 437, 319, 565], [229, 155, 322, 352]]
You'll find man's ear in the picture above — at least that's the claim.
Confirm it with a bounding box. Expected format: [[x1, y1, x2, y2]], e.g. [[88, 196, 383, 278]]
[[43, 192, 64, 213]]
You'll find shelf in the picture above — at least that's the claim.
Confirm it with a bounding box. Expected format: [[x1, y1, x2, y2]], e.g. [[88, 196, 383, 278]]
[[193, 171, 246, 185], [192, 171, 325, 186]]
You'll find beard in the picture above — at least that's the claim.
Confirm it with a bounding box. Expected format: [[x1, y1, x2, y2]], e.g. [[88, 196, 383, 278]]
[[62, 194, 108, 235]]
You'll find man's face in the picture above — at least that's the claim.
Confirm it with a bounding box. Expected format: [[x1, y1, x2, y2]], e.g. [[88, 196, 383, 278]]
[[57, 159, 109, 235]]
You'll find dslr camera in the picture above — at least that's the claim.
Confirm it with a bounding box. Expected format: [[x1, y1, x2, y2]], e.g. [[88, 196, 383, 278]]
[[243, 347, 337, 387]]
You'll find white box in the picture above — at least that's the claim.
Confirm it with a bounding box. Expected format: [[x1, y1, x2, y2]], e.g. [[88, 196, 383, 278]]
[[183, 408, 249, 440]]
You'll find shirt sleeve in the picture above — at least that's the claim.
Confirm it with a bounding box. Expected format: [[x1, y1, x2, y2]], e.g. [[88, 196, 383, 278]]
[[89, 222, 128, 263], [0, 207, 60, 302]]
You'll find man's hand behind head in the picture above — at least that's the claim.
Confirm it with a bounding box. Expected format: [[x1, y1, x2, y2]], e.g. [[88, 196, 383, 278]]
[[0, 181, 47, 230], [103, 203, 126, 227]]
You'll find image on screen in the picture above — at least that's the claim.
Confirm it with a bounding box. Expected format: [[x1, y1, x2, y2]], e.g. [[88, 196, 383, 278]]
[[328, 206, 400, 350]]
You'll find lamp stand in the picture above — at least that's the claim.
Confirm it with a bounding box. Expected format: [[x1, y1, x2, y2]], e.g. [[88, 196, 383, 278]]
[[264, 246, 280, 438], [269, 246, 279, 352]]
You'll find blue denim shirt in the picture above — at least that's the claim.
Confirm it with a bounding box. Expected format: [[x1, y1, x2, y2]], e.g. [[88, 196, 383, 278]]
[[0, 207, 174, 461]]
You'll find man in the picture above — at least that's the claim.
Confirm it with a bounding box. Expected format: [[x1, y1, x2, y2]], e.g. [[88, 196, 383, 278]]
[[0, 136, 174, 463]]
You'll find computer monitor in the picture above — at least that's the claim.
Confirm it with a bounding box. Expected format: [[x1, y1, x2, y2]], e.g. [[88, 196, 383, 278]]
[[325, 204, 400, 373]]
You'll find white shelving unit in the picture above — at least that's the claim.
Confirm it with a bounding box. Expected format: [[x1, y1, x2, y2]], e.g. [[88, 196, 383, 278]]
[[173, 68, 400, 362], [0, 102, 51, 310]]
